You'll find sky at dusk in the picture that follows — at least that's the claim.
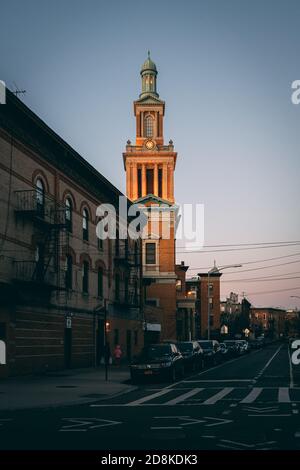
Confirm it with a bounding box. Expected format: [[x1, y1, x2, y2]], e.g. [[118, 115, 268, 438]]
[[1, 0, 300, 308]]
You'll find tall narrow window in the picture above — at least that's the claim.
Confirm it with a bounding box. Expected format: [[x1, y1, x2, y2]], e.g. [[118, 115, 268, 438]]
[[35, 178, 44, 215], [146, 169, 154, 194], [124, 276, 129, 304], [115, 273, 120, 302], [82, 208, 89, 241], [97, 267, 103, 298], [145, 243, 156, 265], [158, 168, 163, 197], [137, 168, 142, 198], [65, 198, 72, 232], [65, 254, 73, 290], [82, 261, 89, 293], [144, 115, 153, 137]]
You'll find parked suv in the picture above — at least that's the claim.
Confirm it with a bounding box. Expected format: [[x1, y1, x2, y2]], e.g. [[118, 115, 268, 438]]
[[130, 343, 184, 383], [197, 340, 221, 366], [176, 341, 204, 372], [224, 340, 240, 356]]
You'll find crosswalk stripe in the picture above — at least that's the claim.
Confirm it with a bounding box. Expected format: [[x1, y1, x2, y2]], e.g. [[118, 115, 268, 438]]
[[202, 387, 234, 405], [126, 388, 172, 406], [164, 388, 204, 405], [240, 387, 263, 404], [278, 387, 291, 403]]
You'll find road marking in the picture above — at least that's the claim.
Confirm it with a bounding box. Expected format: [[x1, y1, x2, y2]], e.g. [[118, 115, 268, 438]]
[[248, 414, 291, 417], [243, 406, 278, 413], [59, 418, 122, 432], [202, 387, 234, 405], [150, 416, 232, 430], [151, 416, 205, 430], [218, 439, 276, 450], [240, 387, 263, 404], [278, 387, 291, 403], [254, 344, 284, 381], [183, 379, 254, 383], [165, 388, 203, 405], [126, 388, 172, 406], [288, 346, 294, 388]]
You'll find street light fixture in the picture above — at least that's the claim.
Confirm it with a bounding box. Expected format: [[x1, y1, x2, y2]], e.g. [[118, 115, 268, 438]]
[[202, 263, 242, 340]]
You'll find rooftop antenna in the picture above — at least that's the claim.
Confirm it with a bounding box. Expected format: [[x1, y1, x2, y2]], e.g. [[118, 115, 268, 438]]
[[12, 82, 26, 99]]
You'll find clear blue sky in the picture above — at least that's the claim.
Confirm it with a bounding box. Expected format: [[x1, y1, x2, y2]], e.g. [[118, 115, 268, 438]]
[[1, 0, 300, 308]]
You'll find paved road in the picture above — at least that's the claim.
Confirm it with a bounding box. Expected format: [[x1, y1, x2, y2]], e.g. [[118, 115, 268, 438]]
[[0, 342, 299, 450]]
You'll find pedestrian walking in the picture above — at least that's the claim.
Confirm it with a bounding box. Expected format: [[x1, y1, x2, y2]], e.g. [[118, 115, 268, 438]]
[[113, 344, 123, 366]]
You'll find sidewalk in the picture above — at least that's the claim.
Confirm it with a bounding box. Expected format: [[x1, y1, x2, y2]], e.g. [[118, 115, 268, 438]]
[[0, 365, 136, 411]]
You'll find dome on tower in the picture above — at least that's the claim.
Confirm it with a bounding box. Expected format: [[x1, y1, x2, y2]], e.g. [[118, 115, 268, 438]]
[[141, 51, 157, 73]]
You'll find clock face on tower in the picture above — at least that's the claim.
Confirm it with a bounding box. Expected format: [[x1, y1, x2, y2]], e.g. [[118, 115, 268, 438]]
[[145, 139, 155, 150]]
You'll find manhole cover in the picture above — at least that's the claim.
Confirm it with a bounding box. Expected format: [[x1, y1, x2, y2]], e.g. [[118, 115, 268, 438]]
[[56, 385, 77, 389]]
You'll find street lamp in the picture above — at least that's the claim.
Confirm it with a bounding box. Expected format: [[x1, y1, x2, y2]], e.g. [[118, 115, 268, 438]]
[[202, 263, 242, 340]]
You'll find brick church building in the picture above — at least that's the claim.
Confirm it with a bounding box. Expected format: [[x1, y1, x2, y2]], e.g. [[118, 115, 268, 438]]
[[123, 53, 178, 343]]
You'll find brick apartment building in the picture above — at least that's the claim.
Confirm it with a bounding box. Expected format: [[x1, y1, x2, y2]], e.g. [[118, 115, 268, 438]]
[[186, 271, 222, 339], [0, 89, 142, 377], [250, 307, 286, 339], [175, 261, 197, 341]]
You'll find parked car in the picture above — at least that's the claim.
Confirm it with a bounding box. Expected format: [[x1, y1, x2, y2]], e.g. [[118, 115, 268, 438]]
[[176, 341, 204, 372], [237, 340, 251, 354], [249, 339, 261, 349], [224, 340, 240, 356], [219, 342, 230, 360], [257, 336, 266, 347], [130, 343, 184, 383], [197, 340, 222, 365]]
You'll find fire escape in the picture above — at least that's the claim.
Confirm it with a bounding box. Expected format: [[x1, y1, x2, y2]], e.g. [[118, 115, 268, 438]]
[[13, 189, 69, 299], [113, 238, 141, 319]]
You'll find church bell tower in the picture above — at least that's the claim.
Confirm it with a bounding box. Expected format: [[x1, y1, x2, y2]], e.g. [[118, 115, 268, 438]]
[[123, 53, 178, 342]]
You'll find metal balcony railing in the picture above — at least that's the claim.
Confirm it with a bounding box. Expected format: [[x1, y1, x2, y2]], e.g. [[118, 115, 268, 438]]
[[14, 190, 66, 227]]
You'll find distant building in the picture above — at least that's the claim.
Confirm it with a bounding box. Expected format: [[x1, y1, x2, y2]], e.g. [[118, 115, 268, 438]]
[[285, 309, 300, 337], [220, 293, 251, 339], [220, 292, 241, 317], [186, 271, 222, 339], [0, 89, 142, 377], [250, 307, 286, 339], [175, 262, 196, 341]]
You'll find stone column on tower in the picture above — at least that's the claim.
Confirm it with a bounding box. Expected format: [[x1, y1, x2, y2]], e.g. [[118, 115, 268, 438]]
[[162, 163, 168, 199], [142, 164, 146, 197], [154, 164, 158, 196]]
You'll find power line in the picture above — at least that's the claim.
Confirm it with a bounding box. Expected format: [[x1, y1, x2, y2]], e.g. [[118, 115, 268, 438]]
[[217, 259, 300, 275], [244, 286, 300, 296], [222, 275, 300, 283], [176, 240, 300, 249], [188, 251, 300, 270]]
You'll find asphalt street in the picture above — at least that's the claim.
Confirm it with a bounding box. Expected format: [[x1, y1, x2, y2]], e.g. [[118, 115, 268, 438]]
[[0, 342, 299, 450]]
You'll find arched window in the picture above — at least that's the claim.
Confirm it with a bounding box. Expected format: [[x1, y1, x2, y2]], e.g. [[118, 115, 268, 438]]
[[35, 178, 44, 214], [65, 198, 72, 232], [82, 208, 89, 241], [144, 115, 153, 137]]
